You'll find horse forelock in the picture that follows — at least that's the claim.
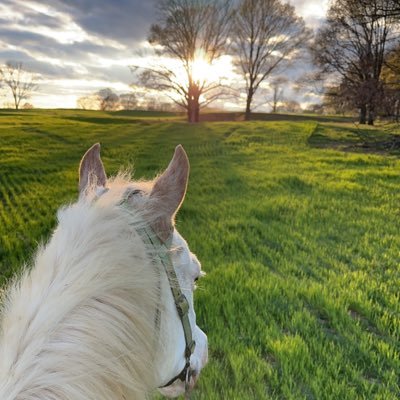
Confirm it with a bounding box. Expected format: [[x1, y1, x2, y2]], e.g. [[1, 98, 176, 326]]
[[0, 176, 168, 400]]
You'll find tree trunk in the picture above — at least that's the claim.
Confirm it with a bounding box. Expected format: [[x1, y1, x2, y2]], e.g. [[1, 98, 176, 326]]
[[272, 87, 278, 112], [187, 84, 200, 123], [359, 104, 366, 124], [395, 99, 400, 123], [188, 104, 196, 123], [187, 96, 200, 123], [245, 89, 253, 121], [189, 103, 199, 123], [367, 104, 374, 126], [194, 101, 199, 123]]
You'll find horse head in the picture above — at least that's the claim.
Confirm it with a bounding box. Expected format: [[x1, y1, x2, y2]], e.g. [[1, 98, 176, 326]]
[[79, 143, 209, 397]]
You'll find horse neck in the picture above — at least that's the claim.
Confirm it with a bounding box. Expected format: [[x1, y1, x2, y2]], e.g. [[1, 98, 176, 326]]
[[0, 201, 161, 400]]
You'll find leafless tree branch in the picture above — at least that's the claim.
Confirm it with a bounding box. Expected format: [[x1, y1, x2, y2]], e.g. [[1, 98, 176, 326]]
[[131, 0, 234, 122], [230, 0, 311, 120], [0, 62, 39, 110]]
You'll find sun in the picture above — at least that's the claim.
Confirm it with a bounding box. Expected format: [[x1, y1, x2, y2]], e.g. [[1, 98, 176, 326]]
[[189, 51, 235, 85], [152, 51, 237, 105], [191, 58, 210, 84]]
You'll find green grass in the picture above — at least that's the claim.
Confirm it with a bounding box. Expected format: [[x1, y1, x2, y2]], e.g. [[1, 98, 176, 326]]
[[0, 109, 399, 399]]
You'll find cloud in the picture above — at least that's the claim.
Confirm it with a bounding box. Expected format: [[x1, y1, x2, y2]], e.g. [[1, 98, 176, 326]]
[[289, 0, 329, 28], [0, 0, 157, 108], [37, 0, 156, 46], [0, 0, 326, 109]]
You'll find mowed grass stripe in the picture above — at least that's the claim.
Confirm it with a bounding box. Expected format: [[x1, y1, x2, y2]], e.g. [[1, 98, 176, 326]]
[[0, 109, 399, 399]]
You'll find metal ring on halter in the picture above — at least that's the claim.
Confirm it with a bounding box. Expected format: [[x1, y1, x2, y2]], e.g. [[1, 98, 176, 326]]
[[185, 366, 192, 392]]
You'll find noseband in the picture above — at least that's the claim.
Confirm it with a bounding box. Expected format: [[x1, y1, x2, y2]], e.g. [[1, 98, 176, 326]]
[[136, 225, 196, 395]]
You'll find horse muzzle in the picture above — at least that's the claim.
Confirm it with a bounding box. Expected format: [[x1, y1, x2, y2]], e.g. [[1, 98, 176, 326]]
[[159, 329, 208, 398]]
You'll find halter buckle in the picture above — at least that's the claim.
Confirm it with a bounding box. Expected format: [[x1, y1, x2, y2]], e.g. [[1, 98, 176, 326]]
[[175, 294, 189, 317], [185, 340, 196, 357]]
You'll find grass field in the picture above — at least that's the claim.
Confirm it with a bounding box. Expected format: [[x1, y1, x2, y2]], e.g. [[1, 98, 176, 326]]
[[0, 109, 399, 399]]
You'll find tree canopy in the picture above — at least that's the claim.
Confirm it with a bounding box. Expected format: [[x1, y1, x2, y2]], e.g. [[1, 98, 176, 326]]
[[134, 0, 233, 123], [312, 0, 399, 124], [230, 0, 310, 120]]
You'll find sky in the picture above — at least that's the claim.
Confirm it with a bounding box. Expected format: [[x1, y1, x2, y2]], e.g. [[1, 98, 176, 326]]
[[0, 0, 329, 110]]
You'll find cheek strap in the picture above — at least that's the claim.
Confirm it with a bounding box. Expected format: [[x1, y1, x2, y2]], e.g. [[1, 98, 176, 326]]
[[136, 225, 196, 391]]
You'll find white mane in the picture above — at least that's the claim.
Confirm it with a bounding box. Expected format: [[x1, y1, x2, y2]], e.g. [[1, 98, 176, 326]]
[[0, 179, 165, 400]]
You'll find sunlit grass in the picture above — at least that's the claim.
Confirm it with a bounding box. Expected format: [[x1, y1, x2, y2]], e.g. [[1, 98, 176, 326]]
[[0, 109, 399, 399]]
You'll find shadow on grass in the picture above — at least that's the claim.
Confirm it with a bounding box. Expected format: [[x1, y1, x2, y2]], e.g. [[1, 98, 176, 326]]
[[308, 123, 400, 156], [63, 116, 156, 125], [250, 112, 356, 124], [199, 112, 356, 123], [111, 110, 181, 118]]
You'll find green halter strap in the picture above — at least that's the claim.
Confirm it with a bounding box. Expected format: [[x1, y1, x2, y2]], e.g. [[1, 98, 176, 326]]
[[136, 225, 196, 391]]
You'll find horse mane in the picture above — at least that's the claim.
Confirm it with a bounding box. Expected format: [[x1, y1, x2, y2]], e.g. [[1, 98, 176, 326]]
[[0, 176, 166, 400]]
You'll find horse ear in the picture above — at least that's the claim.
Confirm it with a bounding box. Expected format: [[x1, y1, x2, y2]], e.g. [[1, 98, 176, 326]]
[[150, 145, 189, 239], [79, 143, 107, 194]]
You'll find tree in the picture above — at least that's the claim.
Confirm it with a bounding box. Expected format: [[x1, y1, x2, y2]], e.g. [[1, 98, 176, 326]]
[[277, 99, 301, 113], [305, 103, 324, 114], [312, 0, 399, 125], [119, 93, 138, 110], [97, 88, 120, 111], [323, 84, 356, 115], [359, 0, 400, 18], [77, 89, 120, 110], [0, 62, 38, 110], [133, 0, 233, 123], [77, 94, 99, 110], [230, 0, 310, 120], [268, 76, 287, 112], [381, 46, 400, 120]]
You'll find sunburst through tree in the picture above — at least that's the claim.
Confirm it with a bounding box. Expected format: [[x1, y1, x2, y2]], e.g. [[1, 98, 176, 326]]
[[132, 0, 233, 123]]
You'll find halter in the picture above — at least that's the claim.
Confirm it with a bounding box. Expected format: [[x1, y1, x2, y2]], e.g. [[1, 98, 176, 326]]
[[136, 225, 196, 396]]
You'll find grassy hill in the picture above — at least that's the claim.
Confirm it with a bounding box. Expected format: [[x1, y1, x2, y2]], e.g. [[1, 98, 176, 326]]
[[0, 109, 399, 399]]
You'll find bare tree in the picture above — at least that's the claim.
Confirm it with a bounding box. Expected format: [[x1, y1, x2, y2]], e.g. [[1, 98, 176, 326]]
[[132, 0, 233, 123], [97, 88, 120, 111], [323, 84, 357, 115], [305, 103, 324, 114], [277, 99, 302, 113], [230, 0, 310, 120], [268, 76, 287, 112], [77, 89, 120, 110], [119, 93, 138, 110], [77, 94, 98, 110], [381, 45, 400, 120], [0, 62, 38, 110], [359, 0, 400, 18], [22, 102, 34, 109], [312, 0, 399, 125]]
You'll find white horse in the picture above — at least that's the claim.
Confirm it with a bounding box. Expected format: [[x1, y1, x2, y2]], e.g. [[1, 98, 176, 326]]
[[0, 144, 208, 400]]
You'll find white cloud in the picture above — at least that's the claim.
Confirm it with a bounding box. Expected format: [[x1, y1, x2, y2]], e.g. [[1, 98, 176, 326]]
[[0, 0, 328, 109], [289, 0, 329, 26]]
